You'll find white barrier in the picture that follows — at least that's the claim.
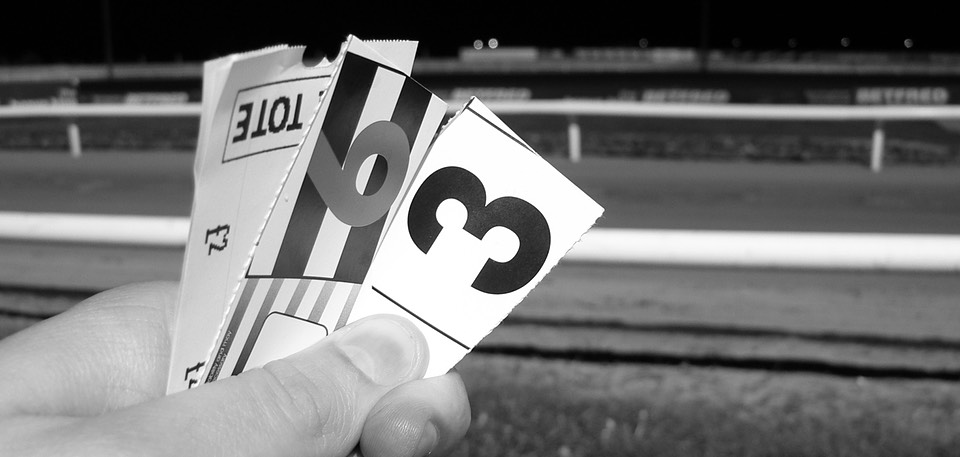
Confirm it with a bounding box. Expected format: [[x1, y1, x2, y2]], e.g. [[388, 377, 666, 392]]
[[483, 101, 960, 172], [0, 213, 188, 247], [479, 100, 960, 121], [7, 101, 960, 121], [1, 212, 958, 272], [569, 228, 960, 272], [0, 104, 201, 160], [5, 101, 960, 171], [0, 104, 201, 118]]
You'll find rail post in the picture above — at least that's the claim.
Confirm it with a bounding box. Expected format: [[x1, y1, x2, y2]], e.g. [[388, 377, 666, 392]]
[[67, 121, 82, 158], [567, 116, 581, 163], [870, 120, 885, 173]]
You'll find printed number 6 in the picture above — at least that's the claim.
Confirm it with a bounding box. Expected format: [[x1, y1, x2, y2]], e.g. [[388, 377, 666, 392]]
[[408, 166, 551, 295], [309, 120, 410, 227]]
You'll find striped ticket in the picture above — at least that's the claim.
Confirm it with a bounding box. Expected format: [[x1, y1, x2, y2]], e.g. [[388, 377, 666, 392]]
[[201, 37, 447, 383]]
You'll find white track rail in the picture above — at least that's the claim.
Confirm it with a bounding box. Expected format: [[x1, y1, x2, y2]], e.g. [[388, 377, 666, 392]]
[[483, 100, 960, 121], [0, 213, 188, 246], [5, 100, 960, 169], [1, 212, 957, 272], [0, 104, 201, 118], [3, 102, 959, 271], [569, 228, 960, 272], [5, 101, 960, 120]]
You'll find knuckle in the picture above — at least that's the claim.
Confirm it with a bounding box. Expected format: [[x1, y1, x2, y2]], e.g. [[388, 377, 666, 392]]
[[257, 357, 359, 440]]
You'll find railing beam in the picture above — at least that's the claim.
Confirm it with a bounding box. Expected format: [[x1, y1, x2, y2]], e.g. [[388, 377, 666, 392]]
[[1, 212, 958, 272], [6, 101, 960, 170], [6, 101, 960, 121]]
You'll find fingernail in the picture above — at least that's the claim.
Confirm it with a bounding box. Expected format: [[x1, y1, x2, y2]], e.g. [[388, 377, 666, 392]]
[[335, 317, 421, 385], [413, 422, 439, 457]]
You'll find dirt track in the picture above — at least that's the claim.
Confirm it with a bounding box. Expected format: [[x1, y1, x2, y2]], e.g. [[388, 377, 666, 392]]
[[2, 150, 958, 455], [1, 150, 957, 374], [2, 151, 960, 232]]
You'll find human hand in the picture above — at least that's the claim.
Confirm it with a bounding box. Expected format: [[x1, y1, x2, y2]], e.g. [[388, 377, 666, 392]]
[[0, 282, 470, 456]]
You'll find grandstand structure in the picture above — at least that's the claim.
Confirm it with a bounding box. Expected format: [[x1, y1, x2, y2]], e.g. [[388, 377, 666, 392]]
[[3, 47, 960, 165], [7, 47, 960, 101]]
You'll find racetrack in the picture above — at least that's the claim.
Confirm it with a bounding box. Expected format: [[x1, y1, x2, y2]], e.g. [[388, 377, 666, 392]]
[[1, 150, 958, 369], [2, 151, 959, 232], [3, 150, 958, 456]]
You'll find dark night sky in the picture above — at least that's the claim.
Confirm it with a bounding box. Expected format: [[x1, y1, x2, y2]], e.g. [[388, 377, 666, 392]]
[[3, 1, 959, 64]]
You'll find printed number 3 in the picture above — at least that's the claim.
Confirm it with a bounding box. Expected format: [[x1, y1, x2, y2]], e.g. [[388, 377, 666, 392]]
[[408, 166, 550, 295]]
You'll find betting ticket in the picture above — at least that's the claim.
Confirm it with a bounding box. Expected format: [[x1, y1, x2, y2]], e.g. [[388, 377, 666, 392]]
[[351, 98, 604, 376], [200, 37, 447, 383], [166, 37, 422, 393], [166, 36, 602, 393]]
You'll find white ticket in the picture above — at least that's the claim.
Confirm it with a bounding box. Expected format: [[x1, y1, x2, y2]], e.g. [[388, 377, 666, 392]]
[[350, 98, 603, 376]]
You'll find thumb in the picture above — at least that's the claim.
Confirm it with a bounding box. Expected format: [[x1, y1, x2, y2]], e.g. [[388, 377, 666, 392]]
[[65, 315, 428, 456]]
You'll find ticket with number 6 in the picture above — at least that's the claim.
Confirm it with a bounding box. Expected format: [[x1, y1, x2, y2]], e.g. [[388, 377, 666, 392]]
[[199, 36, 447, 384]]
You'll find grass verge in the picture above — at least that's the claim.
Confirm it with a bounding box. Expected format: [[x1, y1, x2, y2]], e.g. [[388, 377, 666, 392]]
[[453, 354, 960, 457]]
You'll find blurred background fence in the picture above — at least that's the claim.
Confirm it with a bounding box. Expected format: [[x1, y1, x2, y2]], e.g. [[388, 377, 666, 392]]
[[7, 100, 960, 171]]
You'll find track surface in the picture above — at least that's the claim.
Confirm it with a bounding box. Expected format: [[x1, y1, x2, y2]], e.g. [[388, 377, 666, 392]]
[[1, 150, 958, 376], [2, 151, 959, 232], [0, 152, 957, 457]]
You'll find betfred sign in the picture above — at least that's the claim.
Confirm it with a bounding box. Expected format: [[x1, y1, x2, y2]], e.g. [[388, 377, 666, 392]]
[[855, 87, 950, 105], [641, 88, 730, 104]]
